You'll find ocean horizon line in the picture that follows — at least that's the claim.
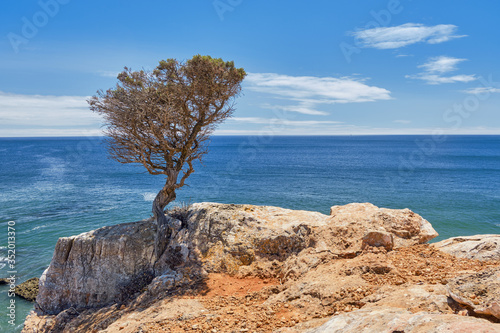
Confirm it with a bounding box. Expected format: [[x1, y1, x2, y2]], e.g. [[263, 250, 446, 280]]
[[1, 134, 500, 140]]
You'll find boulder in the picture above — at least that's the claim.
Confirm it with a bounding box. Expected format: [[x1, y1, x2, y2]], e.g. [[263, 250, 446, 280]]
[[433, 234, 500, 261], [308, 307, 500, 333], [15, 277, 39, 302], [324, 203, 438, 253], [37, 218, 156, 314], [361, 231, 394, 251], [447, 267, 500, 320]]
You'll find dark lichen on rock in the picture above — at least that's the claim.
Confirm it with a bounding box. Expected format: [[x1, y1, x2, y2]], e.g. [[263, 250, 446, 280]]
[[15, 277, 39, 302]]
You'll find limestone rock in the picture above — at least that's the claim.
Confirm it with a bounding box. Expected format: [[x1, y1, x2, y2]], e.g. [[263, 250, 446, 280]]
[[155, 203, 327, 276], [23, 198, 496, 333], [34, 202, 438, 317], [324, 203, 438, 253], [361, 284, 451, 314], [447, 267, 500, 319], [309, 307, 500, 333], [434, 234, 500, 261], [37, 218, 156, 314], [100, 298, 207, 333], [361, 231, 394, 251], [23, 298, 207, 333], [15, 277, 39, 302], [156, 202, 437, 275]]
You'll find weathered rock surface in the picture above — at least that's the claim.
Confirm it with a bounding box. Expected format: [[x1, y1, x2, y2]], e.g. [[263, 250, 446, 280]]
[[362, 230, 394, 251], [15, 277, 39, 302], [434, 234, 500, 261], [328, 203, 438, 249], [23, 298, 207, 333], [27, 202, 481, 332], [447, 267, 500, 320], [308, 307, 500, 333], [155, 202, 438, 278], [154, 203, 327, 277], [361, 284, 451, 314], [37, 218, 156, 314]]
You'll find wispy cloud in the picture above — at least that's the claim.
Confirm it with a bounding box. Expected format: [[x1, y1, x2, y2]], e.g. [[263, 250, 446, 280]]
[[406, 56, 476, 85], [231, 117, 342, 126], [0, 92, 101, 136], [412, 74, 476, 85], [265, 104, 329, 116], [393, 120, 411, 124], [462, 87, 500, 94], [216, 125, 500, 136], [352, 23, 466, 49], [97, 70, 120, 78], [417, 56, 465, 73], [246, 73, 391, 116], [0, 128, 103, 137]]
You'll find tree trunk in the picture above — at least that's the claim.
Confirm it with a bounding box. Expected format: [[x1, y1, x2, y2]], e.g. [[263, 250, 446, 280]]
[[152, 180, 177, 261]]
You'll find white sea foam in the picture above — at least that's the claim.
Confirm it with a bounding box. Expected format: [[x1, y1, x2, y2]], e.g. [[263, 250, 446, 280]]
[[142, 192, 156, 202], [30, 225, 47, 231], [98, 206, 117, 212], [0, 256, 7, 269]]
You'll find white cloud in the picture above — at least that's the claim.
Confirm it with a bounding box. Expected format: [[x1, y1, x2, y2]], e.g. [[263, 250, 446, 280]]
[[393, 120, 411, 124], [215, 126, 500, 136], [247, 73, 391, 103], [407, 56, 476, 85], [418, 56, 466, 73], [0, 92, 101, 136], [353, 23, 466, 49], [408, 73, 476, 85], [245, 73, 391, 116], [462, 87, 500, 94], [0, 128, 103, 137], [267, 104, 329, 116], [231, 117, 342, 126], [97, 71, 120, 78]]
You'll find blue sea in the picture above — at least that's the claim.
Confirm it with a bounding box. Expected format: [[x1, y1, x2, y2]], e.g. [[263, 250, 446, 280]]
[[1, 135, 499, 331]]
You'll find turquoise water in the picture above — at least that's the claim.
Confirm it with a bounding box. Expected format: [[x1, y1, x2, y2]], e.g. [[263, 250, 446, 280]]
[[0, 135, 499, 331]]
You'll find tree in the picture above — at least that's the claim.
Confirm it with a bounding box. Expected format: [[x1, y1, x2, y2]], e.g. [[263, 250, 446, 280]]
[[89, 55, 246, 260]]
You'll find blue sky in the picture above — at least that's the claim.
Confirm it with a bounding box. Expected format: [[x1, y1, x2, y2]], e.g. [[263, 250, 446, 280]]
[[1, 0, 499, 136]]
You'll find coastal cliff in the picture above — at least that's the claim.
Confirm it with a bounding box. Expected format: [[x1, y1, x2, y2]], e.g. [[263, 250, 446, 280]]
[[23, 203, 500, 332]]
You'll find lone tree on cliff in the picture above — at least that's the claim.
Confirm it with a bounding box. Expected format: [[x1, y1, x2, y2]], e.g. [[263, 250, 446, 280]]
[[89, 55, 246, 259]]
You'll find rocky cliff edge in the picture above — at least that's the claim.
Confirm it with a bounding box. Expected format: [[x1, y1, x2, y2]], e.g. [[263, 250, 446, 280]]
[[23, 203, 500, 332]]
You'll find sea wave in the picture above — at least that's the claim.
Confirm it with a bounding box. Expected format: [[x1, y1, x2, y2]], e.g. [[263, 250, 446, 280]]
[[24, 225, 47, 233], [98, 206, 118, 212], [142, 192, 156, 202]]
